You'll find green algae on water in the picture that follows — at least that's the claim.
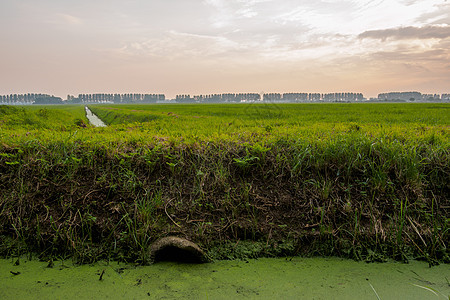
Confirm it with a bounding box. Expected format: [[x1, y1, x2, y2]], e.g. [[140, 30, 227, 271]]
[[0, 257, 449, 299]]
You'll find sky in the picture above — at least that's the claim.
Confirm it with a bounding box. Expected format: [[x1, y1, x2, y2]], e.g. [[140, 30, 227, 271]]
[[0, 0, 449, 99]]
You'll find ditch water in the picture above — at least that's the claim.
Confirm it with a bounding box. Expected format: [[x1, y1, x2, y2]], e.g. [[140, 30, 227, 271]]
[[1, 257, 448, 299], [85, 106, 107, 127]]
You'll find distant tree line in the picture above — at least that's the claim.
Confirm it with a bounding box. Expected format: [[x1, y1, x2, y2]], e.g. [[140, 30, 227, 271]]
[[177, 93, 261, 103], [73, 93, 165, 104], [1, 91, 448, 105], [176, 92, 364, 103], [274, 92, 364, 102], [377, 92, 448, 101], [0, 93, 62, 105]]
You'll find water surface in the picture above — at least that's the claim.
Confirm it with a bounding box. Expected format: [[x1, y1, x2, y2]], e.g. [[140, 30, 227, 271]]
[[1, 257, 448, 299], [85, 106, 107, 127]]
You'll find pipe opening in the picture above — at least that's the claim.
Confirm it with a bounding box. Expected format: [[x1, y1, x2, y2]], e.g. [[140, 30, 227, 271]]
[[153, 245, 205, 263]]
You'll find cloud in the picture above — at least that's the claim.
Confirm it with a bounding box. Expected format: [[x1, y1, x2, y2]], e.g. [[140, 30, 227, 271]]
[[356, 35, 450, 86], [372, 48, 449, 63], [109, 30, 250, 62], [414, 2, 450, 24], [108, 29, 363, 66], [359, 25, 450, 40], [56, 13, 83, 25], [203, 0, 273, 28]]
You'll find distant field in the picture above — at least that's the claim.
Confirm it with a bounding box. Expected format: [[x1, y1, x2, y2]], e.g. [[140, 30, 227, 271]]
[[0, 105, 87, 130], [88, 103, 449, 142], [90, 103, 449, 126], [0, 103, 448, 264], [1, 103, 448, 144]]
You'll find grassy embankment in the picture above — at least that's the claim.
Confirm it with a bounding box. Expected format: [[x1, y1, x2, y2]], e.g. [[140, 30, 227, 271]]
[[0, 103, 448, 264]]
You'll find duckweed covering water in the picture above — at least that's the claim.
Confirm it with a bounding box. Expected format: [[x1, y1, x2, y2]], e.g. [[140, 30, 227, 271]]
[[1, 257, 449, 299]]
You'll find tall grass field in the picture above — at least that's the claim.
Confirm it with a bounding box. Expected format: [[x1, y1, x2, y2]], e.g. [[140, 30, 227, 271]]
[[0, 103, 448, 264]]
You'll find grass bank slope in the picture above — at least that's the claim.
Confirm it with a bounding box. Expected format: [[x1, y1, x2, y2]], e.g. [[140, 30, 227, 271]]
[[0, 105, 88, 131], [0, 103, 448, 264]]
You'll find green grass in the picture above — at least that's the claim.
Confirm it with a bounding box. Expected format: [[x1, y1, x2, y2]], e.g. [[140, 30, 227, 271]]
[[0, 105, 88, 131], [91, 103, 449, 125], [87, 103, 448, 143], [0, 103, 448, 264]]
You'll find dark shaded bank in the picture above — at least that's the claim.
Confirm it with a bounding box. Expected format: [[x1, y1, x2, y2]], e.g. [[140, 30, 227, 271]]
[[0, 137, 448, 265]]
